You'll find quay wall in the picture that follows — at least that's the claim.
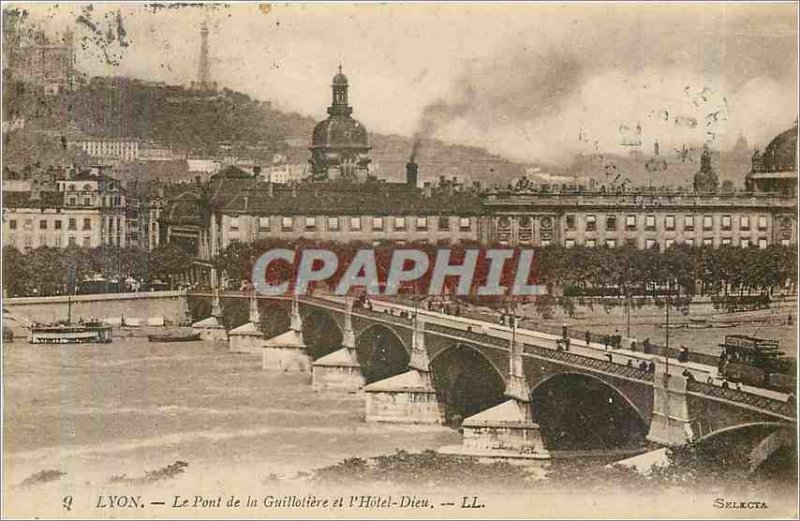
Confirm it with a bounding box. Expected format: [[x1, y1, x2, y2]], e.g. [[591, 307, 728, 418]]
[[4, 291, 190, 326]]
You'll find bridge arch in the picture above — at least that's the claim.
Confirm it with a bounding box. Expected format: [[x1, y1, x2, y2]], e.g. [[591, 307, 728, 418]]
[[430, 343, 507, 427], [301, 309, 344, 360], [529, 371, 649, 451], [355, 324, 410, 384], [259, 303, 291, 338], [686, 422, 795, 478]]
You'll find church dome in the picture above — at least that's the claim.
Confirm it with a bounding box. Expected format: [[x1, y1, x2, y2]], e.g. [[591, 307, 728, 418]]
[[332, 71, 348, 85], [761, 125, 797, 172], [312, 117, 369, 148]]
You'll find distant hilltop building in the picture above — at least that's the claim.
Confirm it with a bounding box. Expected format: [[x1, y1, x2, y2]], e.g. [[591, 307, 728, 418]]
[[309, 67, 371, 182], [5, 28, 76, 94], [747, 124, 797, 196]]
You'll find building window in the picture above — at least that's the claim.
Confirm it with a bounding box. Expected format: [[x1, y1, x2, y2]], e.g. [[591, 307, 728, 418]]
[[565, 239, 575, 248], [721, 215, 732, 231], [39, 220, 47, 230], [23, 219, 32, 230], [459, 217, 471, 231], [305, 216, 316, 230], [68, 196, 77, 206], [586, 215, 596, 231], [741, 240, 749, 249], [415, 217, 428, 230], [740, 216, 750, 230], [606, 239, 616, 248], [703, 238, 713, 246], [83, 236, 91, 247], [665, 239, 674, 249], [68, 236, 76, 246], [394, 216, 406, 230], [684, 215, 694, 231], [68, 218, 76, 230], [781, 239, 790, 246], [625, 238, 637, 247], [703, 215, 713, 230], [758, 215, 768, 230], [82, 218, 91, 230], [350, 216, 361, 231], [540, 240, 550, 247], [83, 197, 91, 206], [229, 217, 239, 231], [625, 215, 637, 230], [54, 220, 62, 230], [39, 235, 46, 246], [721, 238, 731, 246], [282, 217, 293, 231], [24, 236, 32, 250], [645, 215, 656, 230], [438, 216, 450, 231], [685, 238, 694, 246], [8, 220, 16, 230], [606, 216, 617, 231], [328, 217, 339, 231], [372, 217, 384, 231], [645, 239, 656, 249], [54, 235, 62, 247], [566, 215, 576, 230], [586, 239, 596, 248], [758, 238, 768, 249], [665, 215, 675, 231], [258, 217, 270, 230]]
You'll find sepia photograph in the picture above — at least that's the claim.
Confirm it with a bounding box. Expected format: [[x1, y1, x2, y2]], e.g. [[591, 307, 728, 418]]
[[1, 2, 798, 519]]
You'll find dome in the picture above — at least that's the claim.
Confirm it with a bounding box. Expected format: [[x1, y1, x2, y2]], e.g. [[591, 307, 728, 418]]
[[761, 125, 797, 172], [312, 116, 369, 148], [332, 72, 348, 85]]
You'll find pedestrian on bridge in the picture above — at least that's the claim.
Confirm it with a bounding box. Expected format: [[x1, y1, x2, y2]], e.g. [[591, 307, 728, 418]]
[[585, 331, 591, 346]]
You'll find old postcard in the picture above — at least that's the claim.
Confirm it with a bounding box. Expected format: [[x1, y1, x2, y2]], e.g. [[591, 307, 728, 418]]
[[1, 1, 798, 519]]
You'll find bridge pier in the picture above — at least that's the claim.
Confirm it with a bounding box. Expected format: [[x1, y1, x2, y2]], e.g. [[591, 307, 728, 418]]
[[312, 299, 365, 390], [229, 293, 264, 354], [441, 321, 549, 460], [262, 297, 311, 372], [191, 287, 227, 342], [364, 316, 443, 424], [646, 359, 696, 446]]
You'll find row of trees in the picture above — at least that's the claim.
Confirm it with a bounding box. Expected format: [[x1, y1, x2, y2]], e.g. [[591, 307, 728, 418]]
[[5, 239, 795, 304], [2, 244, 192, 298], [212, 238, 797, 303]]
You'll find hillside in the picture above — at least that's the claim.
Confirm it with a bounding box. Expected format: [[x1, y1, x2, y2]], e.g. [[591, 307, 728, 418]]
[[3, 77, 534, 186]]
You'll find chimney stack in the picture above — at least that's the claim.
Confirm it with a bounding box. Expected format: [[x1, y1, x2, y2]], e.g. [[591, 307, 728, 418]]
[[405, 158, 419, 188]]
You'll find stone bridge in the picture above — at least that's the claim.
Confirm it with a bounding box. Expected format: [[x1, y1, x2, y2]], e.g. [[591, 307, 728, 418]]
[[188, 291, 796, 463]]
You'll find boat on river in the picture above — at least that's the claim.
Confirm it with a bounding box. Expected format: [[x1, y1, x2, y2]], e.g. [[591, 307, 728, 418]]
[[148, 332, 201, 343], [27, 297, 113, 344], [30, 320, 113, 344]]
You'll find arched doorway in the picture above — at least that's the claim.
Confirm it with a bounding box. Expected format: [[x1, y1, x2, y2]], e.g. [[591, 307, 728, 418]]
[[530, 373, 648, 451], [430, 344, 506, 427], [355, 325, 409, 384], [301, 310, 343, 360]]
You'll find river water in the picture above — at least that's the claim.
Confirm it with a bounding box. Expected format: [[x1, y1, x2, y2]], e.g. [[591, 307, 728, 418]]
[[3, 336, 797, 519], [3, 338, 465, 512]]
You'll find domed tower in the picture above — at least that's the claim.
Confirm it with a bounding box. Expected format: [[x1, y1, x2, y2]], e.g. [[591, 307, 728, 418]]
[[746, 123, 797, 195], [309, 67, 371, 182]]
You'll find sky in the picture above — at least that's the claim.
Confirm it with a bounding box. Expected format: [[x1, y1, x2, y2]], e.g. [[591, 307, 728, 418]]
[[10, 2, 799, 166]]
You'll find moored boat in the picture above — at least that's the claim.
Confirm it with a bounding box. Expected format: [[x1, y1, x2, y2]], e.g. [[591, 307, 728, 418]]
[[147, 332, 202, 343], [29, 321, 113, 344]]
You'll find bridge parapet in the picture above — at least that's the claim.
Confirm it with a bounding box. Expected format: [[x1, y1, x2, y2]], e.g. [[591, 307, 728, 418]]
[[426, 323, 508, 349], [523, 344, 655, 383], [354, 306, 413, 327], [687, 380, 796, 419]]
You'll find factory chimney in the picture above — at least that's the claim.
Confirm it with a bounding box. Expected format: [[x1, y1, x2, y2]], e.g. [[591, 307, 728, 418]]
[[406, 157, 419, 188]]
